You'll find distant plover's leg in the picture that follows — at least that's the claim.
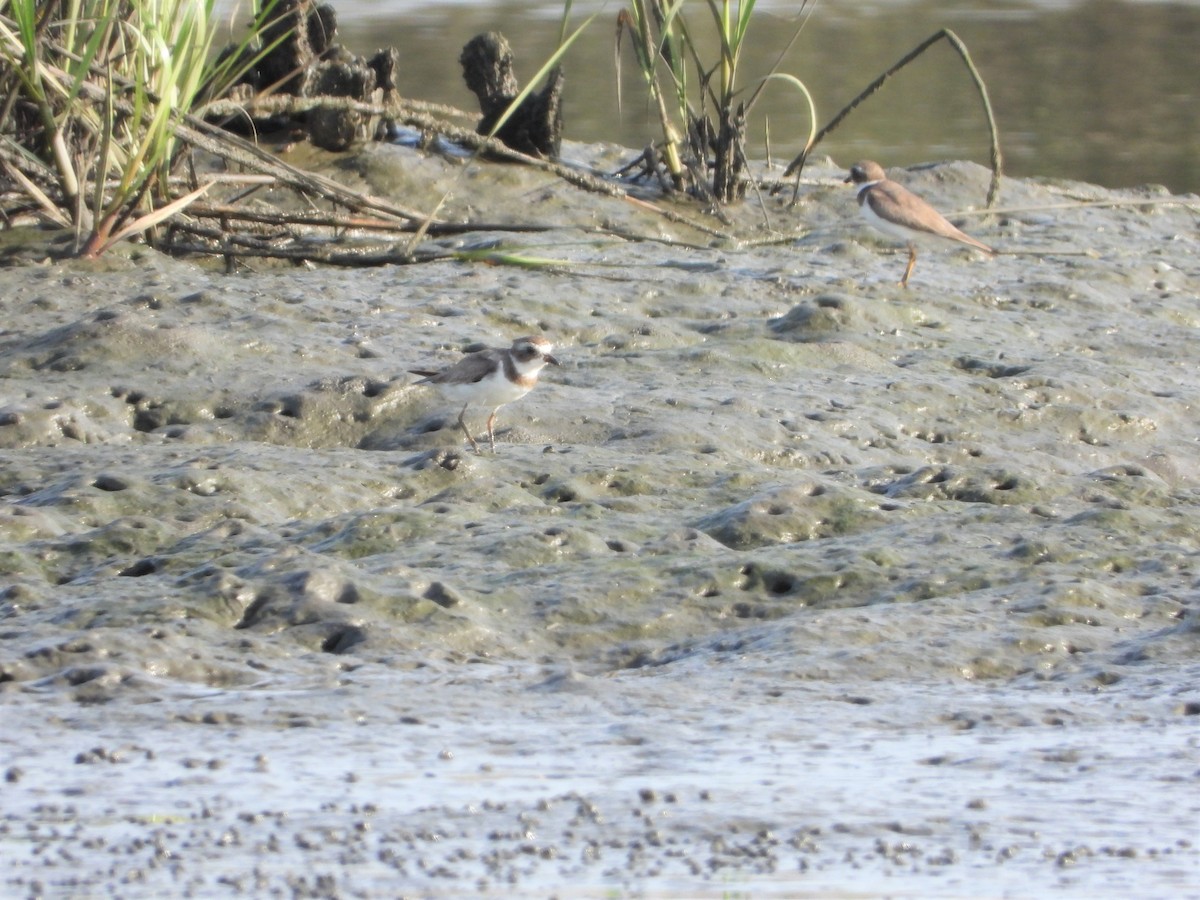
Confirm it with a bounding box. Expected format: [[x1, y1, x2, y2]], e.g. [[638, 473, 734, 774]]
[[456, 403, 481, 454], [485, 408, 499, 453], [901, 242, 918, 288]]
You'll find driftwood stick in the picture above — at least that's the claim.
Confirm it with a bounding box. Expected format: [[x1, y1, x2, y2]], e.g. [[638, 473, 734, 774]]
[[165, 231, 473, 267], [175, 117, 430, 226], [201, 95, 477, 125], [201, 94, 731, 239], [186, 203, 573, 236]]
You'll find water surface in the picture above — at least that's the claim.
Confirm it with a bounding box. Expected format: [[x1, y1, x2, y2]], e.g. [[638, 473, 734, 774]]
[[289, 0, 1200, 193]]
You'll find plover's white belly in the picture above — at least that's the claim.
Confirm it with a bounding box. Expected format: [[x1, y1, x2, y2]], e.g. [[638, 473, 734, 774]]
[[860, 201, 926, 244], [435, 368, 532, 408]]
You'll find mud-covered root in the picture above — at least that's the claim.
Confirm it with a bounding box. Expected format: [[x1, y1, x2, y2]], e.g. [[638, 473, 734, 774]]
[[216, 0, 401, 150], [459, 32, 564, 159]]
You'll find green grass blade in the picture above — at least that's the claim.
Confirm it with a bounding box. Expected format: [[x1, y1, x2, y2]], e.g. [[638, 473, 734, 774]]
[[449, 247, 578, 269], [757, 72, 816, 156]]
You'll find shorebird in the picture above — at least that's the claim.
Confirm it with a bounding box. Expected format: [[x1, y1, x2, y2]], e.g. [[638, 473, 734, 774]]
[[845, 160, 994, 287], [410, 335, 559, 453]]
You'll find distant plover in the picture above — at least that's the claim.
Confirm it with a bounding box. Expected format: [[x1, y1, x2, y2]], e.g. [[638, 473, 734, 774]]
[[845, 160, 995, 287], [410, 335, 559, 453]]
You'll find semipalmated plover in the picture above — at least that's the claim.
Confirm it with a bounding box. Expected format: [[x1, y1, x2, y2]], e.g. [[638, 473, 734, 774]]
[[845, 160, 995, 287], [410, 335, 559, 453]]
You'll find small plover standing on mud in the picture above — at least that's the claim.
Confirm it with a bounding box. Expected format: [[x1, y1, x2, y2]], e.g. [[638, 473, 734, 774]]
[[410, 335, 559, 453], [845, 160, 995, 287]]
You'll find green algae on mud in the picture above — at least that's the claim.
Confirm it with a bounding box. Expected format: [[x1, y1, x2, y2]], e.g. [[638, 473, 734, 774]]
[[1, 152, 1199, 897]]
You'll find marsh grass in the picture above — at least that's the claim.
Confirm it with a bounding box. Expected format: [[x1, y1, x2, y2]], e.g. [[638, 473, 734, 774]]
[[0, 0, 283, 256], [615, 0, 817, 204], [610, 3, 1002, 211]]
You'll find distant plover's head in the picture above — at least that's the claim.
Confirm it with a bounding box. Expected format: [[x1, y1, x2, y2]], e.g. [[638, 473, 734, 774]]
[[511, 336, 560, 370], [844, 160, 886, 186]]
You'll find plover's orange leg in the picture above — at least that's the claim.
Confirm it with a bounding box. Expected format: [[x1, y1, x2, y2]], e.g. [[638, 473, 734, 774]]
[[456, 403, 481, 454], [485, 409, 499, 453], [900, 243, 918, 288]]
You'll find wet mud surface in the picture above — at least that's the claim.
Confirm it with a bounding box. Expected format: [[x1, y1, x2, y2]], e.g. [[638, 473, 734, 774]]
[[1, 149, 1199, 897]]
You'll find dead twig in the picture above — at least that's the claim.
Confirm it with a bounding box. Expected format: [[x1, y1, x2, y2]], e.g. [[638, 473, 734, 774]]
[[783, 29, 1002, 208], [202, 93, 732, 240], [186, 203, 579, 236]]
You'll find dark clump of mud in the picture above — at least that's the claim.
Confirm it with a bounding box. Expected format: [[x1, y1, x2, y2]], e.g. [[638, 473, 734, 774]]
[[1, 151, 1199, 897]]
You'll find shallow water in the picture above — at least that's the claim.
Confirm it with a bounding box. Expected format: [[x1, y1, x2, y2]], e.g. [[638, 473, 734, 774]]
[[3, 667, 1197, 897], [2, 148, 1200, 896]]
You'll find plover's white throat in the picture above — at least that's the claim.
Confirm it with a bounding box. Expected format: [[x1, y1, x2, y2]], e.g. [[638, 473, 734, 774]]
[[410, 335, 559, 453], [845, 160, 995, 288]]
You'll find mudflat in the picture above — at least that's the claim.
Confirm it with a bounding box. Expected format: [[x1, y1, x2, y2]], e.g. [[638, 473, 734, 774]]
[[2, 149, 1198, 898]]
